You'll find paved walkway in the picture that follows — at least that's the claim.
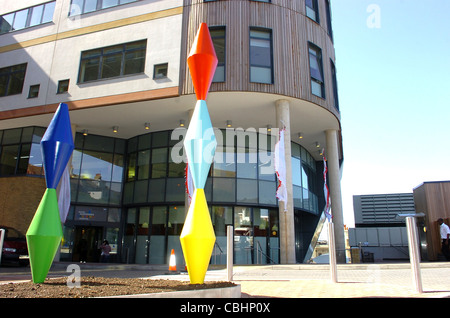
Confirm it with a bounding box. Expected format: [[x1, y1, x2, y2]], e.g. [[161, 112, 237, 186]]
[[2, 262, 450, 298]]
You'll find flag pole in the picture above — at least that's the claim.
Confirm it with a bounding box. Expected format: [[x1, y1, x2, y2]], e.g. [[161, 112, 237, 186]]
[[323, 149, 337, 282]]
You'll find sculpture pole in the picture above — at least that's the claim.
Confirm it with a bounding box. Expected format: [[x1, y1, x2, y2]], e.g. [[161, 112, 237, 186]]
[[180, 23, 218, 284], [26, 103, 74, 283]]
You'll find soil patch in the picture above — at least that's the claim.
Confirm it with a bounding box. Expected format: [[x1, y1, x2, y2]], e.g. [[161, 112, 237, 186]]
[[0, 276, 236, 298]]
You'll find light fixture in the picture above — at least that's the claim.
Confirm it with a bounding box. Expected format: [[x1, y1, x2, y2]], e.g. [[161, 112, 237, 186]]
[[144, 123, 150, 130], [298, 133, 303, 139], [179, 120, 185, 127], [82, 129, 88, 136], [315, 142, 320, 148], [267, 125, 272, 132], [113, 126, 119, 133], [226, 120, 232, 128]]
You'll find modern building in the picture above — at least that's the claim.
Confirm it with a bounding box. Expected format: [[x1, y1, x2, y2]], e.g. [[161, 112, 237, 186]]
[[349, 193, 415, 262], [0, 0, 344, 265]]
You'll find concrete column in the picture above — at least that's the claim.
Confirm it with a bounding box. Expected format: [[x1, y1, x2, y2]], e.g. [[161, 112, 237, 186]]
[[275, 99, 296, 264], [325, 129, 346, 263]]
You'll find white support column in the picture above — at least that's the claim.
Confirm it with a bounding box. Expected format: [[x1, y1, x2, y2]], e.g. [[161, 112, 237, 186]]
[[275, 99, 296, 264], [325, 129, 346, 263]]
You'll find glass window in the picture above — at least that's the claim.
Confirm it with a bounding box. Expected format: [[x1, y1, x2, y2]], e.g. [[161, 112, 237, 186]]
[[28, 84, 40, 98], [0, 2, 56, 34], [151, 148, 167, 178], [78, 40, 146, 83], [236, 148, 257, 179], [0, 145, 19, 175], [0, 64, 27, 97], [0, 13, 14, 34], [148, 179, 165, 202], [29, 5, 44, 27], [167, 206, 184, 235], [101, 47, 123, 79], [124, 208, 136, 263], [211, 206, 232, 236], [109, 182, 122, 205], [292, 157, 301, 186], [213, 178, 235, 202], [213, 147, 235, 177], [27, 143, 43, 175], [84, 0, 98, 13], [166, 178, 184, 202], [210, 27, 226, 82], [250, 28, 273, 84], [325, 0, 333, 40], [258, 180, 276, 205], [149, 206, 166, 264], [137, 150, 150, 180], [57, 79, 70, 94], [152, 131, 168, 147], [126, 152, 136, 181], [135, 207, 150, 264], [102, 0, 118, 9], [21, 127, 33, 143], [309, 43, 325, 98], [70, 0, 138, 16], [2, 128, 22, 145], [258, 151, 275, 181], [293, 185, 302, 208], [134, 179, 148, 203], [12, 9, 28, 30], [153, 63, 168, 79], [237, 179, 258, 203], [168, 148, 184, 177], [331, 59, 339, 110], [42, 2, 56, 23], [79, 151, 113, 181], [17, 143, 31, 174], [306, 0, 319, 22]]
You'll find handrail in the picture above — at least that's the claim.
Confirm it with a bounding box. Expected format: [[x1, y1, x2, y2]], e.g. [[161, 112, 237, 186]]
[[255, 241, 277, 264]]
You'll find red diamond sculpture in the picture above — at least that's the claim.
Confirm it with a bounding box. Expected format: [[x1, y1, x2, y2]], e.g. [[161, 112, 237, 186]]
[[187, 23, 218, 101]]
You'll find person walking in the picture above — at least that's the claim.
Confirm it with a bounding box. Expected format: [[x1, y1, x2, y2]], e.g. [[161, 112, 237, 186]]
[[438, 218, 450, 261], [100, 240, 112, 263]]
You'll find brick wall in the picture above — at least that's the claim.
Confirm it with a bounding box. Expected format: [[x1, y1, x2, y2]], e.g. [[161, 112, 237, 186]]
[[0, 176, 46, 234]]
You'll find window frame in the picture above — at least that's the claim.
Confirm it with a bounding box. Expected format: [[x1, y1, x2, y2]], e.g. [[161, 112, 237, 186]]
[[77, 40, 147, 84], [209, 26, 226, 83], [249, 27, 274, 85], [69, 0, 139, 16], [305, 0, 320, 23], [0, 63, 27, 97], [308, 42, 325, 99], [0, 1, 55, 35]]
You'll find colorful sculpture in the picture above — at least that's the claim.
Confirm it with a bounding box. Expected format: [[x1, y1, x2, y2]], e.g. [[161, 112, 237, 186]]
[[26, 103, 74, 283], [180, 23, 218, 284]]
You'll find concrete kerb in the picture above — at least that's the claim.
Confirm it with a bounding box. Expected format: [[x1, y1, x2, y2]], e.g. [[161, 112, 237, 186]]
[[98, 284, 241, 298]]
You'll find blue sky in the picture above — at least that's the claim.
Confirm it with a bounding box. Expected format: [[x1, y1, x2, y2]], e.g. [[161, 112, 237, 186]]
[[331, 0, 450, 226]]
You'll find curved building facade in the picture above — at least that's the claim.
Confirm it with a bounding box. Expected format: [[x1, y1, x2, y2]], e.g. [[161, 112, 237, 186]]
[[0, 0, 344, 265]]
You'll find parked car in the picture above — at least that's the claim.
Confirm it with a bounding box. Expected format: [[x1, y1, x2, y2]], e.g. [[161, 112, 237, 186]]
[[0, 226, 29, 266]]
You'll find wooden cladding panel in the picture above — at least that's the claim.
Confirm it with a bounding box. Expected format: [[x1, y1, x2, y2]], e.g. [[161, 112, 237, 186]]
[[181, 0, 339, 120], [413, 182, 450, 260]]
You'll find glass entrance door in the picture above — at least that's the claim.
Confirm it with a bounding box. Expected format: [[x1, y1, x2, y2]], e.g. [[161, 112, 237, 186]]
[[234, 206, 253, 264], [73, 226, 103, 263]]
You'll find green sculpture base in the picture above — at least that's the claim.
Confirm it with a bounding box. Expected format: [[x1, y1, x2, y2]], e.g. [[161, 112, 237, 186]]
[[26, 188, 62, 283]]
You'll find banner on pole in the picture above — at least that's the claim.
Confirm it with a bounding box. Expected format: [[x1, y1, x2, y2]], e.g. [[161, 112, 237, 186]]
[[323, 149, 332, 221], [274, 128, 287, 211]]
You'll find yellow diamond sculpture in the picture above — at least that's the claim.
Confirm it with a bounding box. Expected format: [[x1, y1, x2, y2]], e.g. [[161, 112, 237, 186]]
[[180, 189, 216, 284]]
